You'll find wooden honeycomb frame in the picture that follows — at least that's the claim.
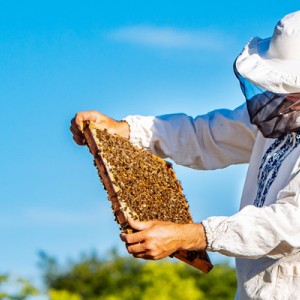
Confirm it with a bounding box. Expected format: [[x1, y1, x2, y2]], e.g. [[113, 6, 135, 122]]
[[83, 122, 213, 273]]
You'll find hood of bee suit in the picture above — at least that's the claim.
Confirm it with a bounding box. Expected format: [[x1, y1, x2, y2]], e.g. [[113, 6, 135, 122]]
[[234, 11, 300, 138], [235, 10, 300, 94]]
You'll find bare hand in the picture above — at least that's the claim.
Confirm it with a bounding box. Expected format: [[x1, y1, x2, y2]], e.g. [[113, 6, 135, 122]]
[[120, 218, 207, 260], [70, 110, 130, 145]]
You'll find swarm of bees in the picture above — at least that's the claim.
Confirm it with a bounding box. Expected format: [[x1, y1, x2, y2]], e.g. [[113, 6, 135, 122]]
[[83, 123, 213, 272], [93, 128, 192, 225]]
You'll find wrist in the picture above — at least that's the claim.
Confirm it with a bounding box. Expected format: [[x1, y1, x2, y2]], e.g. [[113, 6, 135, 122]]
[[118, 120, 130, 139], [179, 223, 207, 251]]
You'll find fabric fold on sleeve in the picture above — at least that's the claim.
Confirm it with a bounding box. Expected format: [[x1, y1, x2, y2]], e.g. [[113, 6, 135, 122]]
[[124, 115, 156, 150], [125, 104, 258, 170], [202, 175, 300, 259]]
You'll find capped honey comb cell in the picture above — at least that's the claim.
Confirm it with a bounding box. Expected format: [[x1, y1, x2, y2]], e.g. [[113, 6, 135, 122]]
[[83, 122, 213, 273]]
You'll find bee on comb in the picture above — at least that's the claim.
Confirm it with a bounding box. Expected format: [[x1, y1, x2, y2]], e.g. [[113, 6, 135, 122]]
[[82, 122, 213, 273]]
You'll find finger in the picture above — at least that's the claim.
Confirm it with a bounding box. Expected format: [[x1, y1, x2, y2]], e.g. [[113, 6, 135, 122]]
[[134, 251, 170, 260], [127, 217, 154, 231], [120, 233, 126, 242], [70, 128, 86, 144], [70, 113, 95, 146], [72, 134, 86, 146], [71, 112, 93, 132], [120, 232, 144, 244], [126, 242, 145, 255], [133, 253, 154, 260], [70, 119, 83, 136], [75, 111, 103, 131], [73, 113, 86, 132]]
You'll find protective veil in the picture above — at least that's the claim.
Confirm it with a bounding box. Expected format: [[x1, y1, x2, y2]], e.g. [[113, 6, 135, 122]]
[[234, 65, 300, 138]]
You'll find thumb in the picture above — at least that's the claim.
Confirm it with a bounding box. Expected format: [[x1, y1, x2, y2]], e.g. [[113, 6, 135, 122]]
[[127, 217, 154, 231]]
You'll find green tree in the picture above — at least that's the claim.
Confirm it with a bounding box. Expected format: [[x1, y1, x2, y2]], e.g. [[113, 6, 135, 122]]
[[139, 261, 203, 300], [189, 263, 237, 299], [0, 273, 39, 300], [40, 250, 236, 300], [49, 289, 81, 300], [39, 250, 143, 300]]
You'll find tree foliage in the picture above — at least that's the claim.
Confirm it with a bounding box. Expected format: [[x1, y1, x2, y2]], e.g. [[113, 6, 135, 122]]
[[39, 249, 236, 300], [0, 273, 39, 300]]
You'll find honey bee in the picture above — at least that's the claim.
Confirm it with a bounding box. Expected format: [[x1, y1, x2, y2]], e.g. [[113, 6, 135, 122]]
[[91, 128, 193, 225]]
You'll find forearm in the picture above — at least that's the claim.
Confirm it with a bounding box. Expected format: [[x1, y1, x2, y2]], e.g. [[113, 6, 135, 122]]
[[125, 104, 257, 170], [178, 223, 207, 252]]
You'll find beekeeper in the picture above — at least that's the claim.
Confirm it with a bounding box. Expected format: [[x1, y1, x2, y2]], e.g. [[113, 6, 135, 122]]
[[71, 11, 300, 299]]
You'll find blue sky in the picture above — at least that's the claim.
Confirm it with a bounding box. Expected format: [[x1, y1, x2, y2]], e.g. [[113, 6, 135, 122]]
[[1, 0, 299, 287]]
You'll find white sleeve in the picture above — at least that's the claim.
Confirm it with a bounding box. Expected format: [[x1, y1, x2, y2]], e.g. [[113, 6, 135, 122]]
[[124, 103, 258, 170], [202, 170, 300, 259]]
